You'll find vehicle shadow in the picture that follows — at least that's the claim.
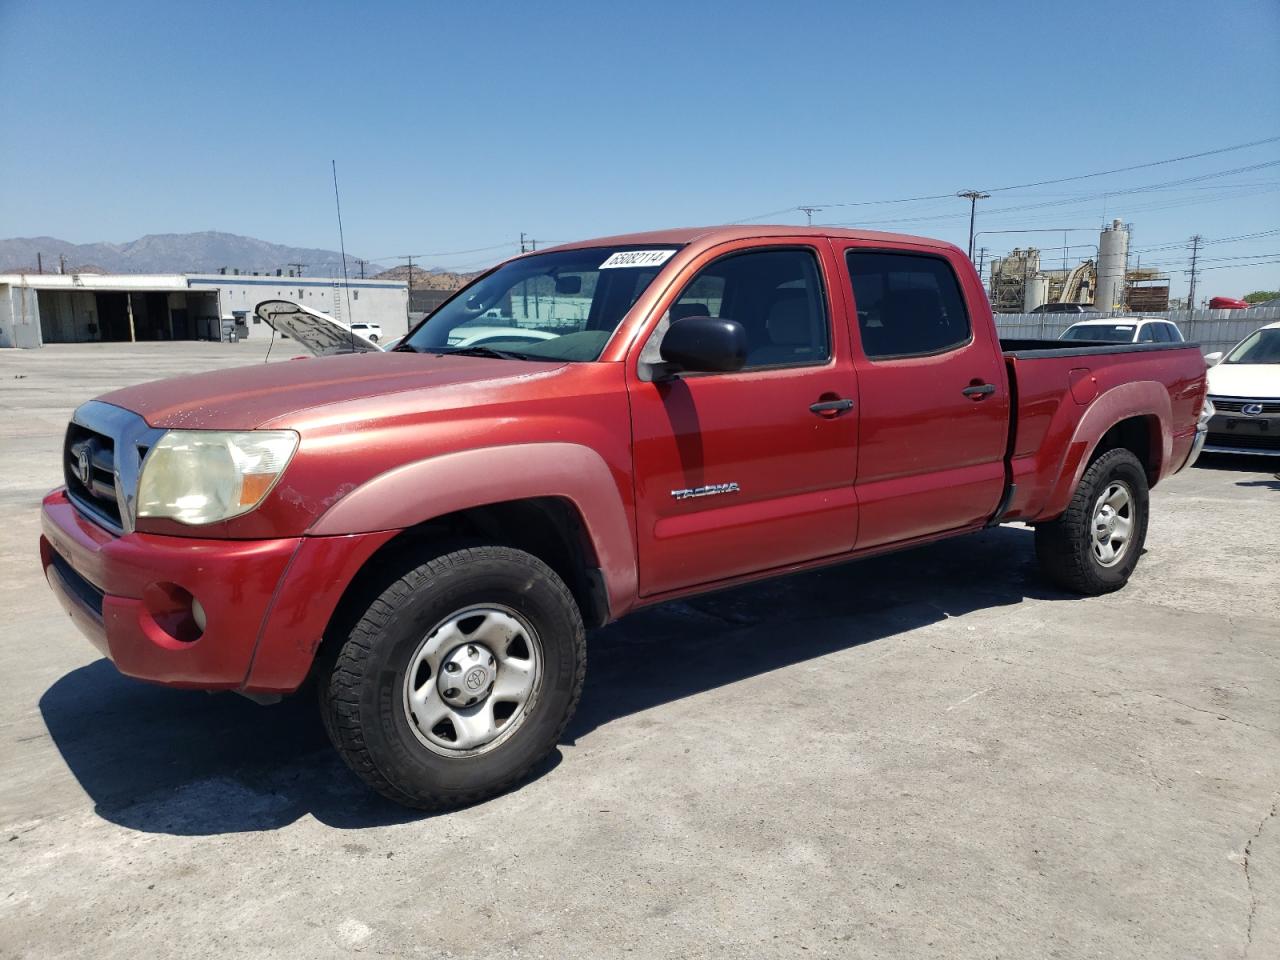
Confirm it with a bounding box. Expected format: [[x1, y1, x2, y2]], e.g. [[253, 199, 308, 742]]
[[40, 524, 1072, 836], [1195, 452, 1280, 486]]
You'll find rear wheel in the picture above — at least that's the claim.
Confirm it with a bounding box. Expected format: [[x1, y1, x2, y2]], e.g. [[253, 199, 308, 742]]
[[320, 545, 586, 809], [1035, 448, 1149, 595]]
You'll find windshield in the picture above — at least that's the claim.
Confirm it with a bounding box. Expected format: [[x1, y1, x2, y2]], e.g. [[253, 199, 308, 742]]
[[1224, 327, 1280, 364], [402, 246, 679, 361], [1061, 323, 1136, 342]]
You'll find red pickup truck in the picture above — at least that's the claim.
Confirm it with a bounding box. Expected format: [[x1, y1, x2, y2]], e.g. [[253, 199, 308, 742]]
[[40, 226, 1210, 809]]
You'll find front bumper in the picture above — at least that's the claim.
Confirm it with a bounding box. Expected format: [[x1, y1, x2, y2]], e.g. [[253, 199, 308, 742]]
[[1203, 407, 1280, 456], [41, 489, 396, 693]]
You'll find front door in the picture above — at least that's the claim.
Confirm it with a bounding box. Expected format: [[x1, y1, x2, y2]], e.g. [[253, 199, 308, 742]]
[[627, 241, 859, 597]]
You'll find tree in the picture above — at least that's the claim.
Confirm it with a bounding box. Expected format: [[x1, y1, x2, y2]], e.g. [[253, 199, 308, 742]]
[[1243, 290, 1280, 304]]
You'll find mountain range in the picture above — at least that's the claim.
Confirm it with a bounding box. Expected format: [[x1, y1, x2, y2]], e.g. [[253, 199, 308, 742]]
[[0, 231, 394, 277]]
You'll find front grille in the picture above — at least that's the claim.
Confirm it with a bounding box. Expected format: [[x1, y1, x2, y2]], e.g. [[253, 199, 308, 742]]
[[62, 401, 164, 535], [65, 423, 121, 527], [1206, 432, 1280, 451], [1208, 398, 1280, 413]]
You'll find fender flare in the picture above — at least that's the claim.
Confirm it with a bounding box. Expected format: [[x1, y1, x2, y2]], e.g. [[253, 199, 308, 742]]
[[308, 442, 638, 615], [1037, 380, 1172, 521]]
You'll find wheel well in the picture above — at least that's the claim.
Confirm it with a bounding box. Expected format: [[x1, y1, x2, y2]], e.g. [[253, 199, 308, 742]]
[[315, 498, 608, 678], [1088, 415, 1159, 484]]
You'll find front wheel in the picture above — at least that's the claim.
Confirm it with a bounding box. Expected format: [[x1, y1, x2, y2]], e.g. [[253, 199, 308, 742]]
[[1034, 448, 1150, 595], [320, 545, 586, 809]]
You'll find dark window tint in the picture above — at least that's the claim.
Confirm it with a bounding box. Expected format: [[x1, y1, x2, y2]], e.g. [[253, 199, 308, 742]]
[[670, 248, 829, 369], [1138, 324, 1158, 343], [1164, 323, 1183, 342], [846, 252, 970, 359]]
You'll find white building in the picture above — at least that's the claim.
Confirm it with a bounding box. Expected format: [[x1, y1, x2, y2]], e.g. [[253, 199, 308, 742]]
[[0, 272, 408, 348]]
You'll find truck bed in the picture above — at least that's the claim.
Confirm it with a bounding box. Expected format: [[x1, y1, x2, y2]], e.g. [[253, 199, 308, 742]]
[[997, 338, 1207, 523]]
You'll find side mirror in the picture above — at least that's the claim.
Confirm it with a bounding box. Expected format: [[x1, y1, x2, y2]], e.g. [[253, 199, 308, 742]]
[[554, 275, 583, 295], [1204, 351, 1223, 367], [659, 316, 747, 375]]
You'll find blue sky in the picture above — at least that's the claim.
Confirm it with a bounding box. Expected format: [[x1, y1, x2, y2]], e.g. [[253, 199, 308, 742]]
[[2, 0, 1278, 298]]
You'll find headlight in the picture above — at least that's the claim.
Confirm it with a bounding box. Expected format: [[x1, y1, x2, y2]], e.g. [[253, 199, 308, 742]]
[[136, 430, 299, 525]]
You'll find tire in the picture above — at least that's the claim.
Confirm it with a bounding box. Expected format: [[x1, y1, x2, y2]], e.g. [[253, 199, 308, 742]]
[[319, 545, 586, 809], [1034, 448, 1150, 595]]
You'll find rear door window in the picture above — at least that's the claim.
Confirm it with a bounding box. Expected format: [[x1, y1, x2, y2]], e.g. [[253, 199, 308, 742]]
[[846, 252, 971, 359]]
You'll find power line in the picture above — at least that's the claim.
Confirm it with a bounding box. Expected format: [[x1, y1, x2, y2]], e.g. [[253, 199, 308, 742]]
[[1192, 259, 1280, 272], [819, 168, 1280, 230], [366, 241, 519, 263], [799, 135, 1280, 212]]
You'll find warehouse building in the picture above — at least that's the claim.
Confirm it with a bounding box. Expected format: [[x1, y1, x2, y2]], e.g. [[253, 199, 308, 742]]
[[0, 272, 408, 348]]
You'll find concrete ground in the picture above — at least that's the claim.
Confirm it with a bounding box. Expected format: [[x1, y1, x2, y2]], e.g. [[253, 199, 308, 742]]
[[1, 341, 1277, 960]]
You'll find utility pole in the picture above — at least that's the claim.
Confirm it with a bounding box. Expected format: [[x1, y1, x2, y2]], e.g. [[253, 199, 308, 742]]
[[287, 261, 307, 278], [36, 252, 43, 274], [957, 190, 990, 260], [798, 206, 823, 226], [520, 232, 528, 254], [976, 247, 988, 288], [59, 254, 66, 275], [1186, 235, 1202, 311], [396, 255, 417, 322], [354, 258, 367, 280]]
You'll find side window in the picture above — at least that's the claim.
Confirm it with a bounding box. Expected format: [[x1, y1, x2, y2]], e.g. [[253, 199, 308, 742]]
[[846, 252, 971, 359], [1164, 323, 1182, 342], [666, 247, 829, 369], [1138, 324, 1157, 343]]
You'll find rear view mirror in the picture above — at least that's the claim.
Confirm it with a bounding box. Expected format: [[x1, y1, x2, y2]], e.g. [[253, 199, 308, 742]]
[[659, 316, 747, 375], [555, 275, 583, 295], [1204, 351, 1223, 367]]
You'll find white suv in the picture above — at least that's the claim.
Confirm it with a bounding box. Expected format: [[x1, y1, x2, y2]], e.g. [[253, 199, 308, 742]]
[[1059, 317, 1184, 344]]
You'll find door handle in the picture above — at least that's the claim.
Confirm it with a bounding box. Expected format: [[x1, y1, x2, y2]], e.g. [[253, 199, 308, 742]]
[[809, 398, 855, 416], [962, 383, 996, 399]]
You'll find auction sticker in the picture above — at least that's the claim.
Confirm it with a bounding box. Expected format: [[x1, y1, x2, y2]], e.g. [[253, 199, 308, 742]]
[[599, 249, 677, 269]]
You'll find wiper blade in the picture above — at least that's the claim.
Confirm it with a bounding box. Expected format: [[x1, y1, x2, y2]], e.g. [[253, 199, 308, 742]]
[[440, 345, 536, 360]]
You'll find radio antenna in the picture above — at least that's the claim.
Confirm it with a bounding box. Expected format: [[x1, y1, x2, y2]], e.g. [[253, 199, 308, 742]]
[[332, 160, 357, 353]]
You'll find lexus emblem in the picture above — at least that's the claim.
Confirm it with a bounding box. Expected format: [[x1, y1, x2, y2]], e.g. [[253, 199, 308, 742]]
[[76, 448, 92, 486], [1242, 403, 1265, 416]]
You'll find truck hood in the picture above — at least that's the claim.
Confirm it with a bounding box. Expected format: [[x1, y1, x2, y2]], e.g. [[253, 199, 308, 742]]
[[98, 350, 567, 430], [1207, 362, 1280, 399]]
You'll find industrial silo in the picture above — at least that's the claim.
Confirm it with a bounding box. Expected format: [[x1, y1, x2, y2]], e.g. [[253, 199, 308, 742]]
[[1023, 273, 1050, 312], [1096, 219, 1129, 313]]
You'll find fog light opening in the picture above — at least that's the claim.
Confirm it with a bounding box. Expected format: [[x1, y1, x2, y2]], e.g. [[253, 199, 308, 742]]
[[142, 582, 206, 644]]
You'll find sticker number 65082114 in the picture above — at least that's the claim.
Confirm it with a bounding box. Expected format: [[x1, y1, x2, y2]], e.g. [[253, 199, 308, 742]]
[[599, 249, 677, 270]]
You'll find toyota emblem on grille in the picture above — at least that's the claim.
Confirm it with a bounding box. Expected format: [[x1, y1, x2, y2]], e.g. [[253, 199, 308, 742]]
[[1242, 403, 1265, 416], [76, 447, 92, 486]]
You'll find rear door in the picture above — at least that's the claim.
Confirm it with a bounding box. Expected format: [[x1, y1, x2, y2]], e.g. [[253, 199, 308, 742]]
[[627, 240, 859, 596], [835, 244, 1009, 549]]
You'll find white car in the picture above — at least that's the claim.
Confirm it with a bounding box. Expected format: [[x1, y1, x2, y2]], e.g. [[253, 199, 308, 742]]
[[1059, 317, 1185, 344], [349, 321, 383, 343], [1203, 320, 1280, 456]]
